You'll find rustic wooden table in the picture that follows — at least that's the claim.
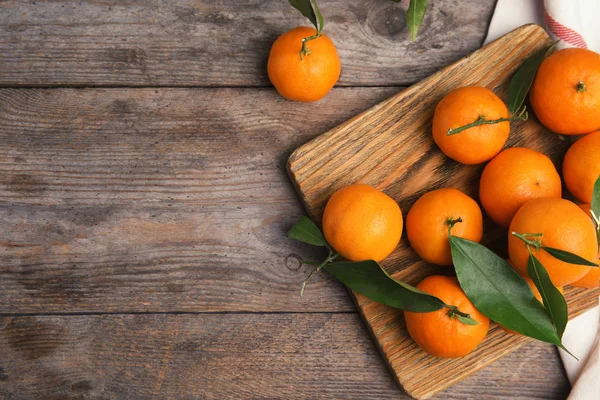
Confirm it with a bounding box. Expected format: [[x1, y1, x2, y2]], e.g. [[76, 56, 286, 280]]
[[0, 1, 570, 399]]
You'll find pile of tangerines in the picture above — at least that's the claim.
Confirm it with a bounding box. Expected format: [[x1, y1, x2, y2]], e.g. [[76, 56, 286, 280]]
[[286, 42, 600, 358]]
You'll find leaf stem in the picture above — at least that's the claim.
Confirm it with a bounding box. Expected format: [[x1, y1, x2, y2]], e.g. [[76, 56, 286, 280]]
[[300, 32, 322, 60], [446, 217, 463, 236], [445, 305, 480, 325], [300, 249, 338, 297], [576, 80, 587, 93], [446, 106, 529, 136], [511, 231, 543, 252]]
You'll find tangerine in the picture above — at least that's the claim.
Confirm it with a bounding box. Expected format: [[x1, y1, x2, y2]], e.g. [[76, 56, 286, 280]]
[[508, 198, 597, 287], [479, 147, 561, 227], [406, 188, 483, 266], [322, 184, 402, 262], [404, 275, 490, 358], [562, 131, 600, 204], [433, 86, 510, 165], [268, 27, 341, 102], [530, 48, 600, 135], [571, 204, 600, 289]]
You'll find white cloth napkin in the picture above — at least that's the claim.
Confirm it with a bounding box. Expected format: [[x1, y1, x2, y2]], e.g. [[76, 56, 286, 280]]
[[484, 1, 600, 398], [484, 0, 600, 52]]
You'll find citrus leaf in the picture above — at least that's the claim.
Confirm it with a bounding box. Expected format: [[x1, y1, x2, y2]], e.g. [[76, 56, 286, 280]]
[[288, 0, 323, 32], [456, 315, 481, 326], [324, 260, 446, 312], [527, 254, 568, 337], [592, 175, 600, 224], [450, 236, 563, 346], [287, 216, 327, 247], [507, 42, 557, 114], [541, 246, 598, 267], [406, 0, 428, 41], [312, 0, 324, 32]]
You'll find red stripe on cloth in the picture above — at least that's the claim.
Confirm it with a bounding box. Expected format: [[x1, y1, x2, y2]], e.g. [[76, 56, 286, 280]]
[[545, 10, 588, 49]]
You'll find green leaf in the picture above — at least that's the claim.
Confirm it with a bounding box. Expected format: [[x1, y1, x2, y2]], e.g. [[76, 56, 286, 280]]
[[324, 260, 446, 312], [450, 236, 563, 346], [591, 175, 600, 224], [507, 42, 557, 114], [541, 246, 598, 267], [287, 216, 327, 247], [312, 0, 324, 32], [527, 254, 568, 337], [406, 0, 428, 41], [456, 315, 481, 326], [288, 0, 323, 32]]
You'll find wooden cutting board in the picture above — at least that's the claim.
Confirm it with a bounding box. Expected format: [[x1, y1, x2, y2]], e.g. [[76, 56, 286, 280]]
[[287, 24, 600, 399]]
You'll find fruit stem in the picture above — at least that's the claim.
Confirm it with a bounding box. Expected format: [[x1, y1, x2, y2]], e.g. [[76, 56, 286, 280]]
[[576, 80, 587, 92], [299, 32, 322, 60], [300, 248, 338, 297], [446, 106, 529, 136], [511, 231, 543, 252], [445, 305, 480, 325], [446, 217, 463, 236]]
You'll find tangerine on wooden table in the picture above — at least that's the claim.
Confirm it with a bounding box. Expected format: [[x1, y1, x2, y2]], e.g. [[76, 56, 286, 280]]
[[267, 26, 341, 103], [406, 188, 483, 266], [570, 204, 600, 289], [479, 147, 562, 228], [432, 86, 510, 165], [508, 198, 597, 287], [404, 275, 490, 358], [322, 184, 402, 262], [530, 48, 600, 135], [562, 131, 600, 204]]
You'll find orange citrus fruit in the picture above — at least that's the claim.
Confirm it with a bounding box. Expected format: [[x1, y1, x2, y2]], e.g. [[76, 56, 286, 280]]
[[406, 188, 483, 266], [432, 86, 510, 165], [571, 204, 600, 289], [500, 276, 564, 335], [267, 26, 341, 102], [562, 131, 600, 204], [404, 275, 490, 358], [508, 198, 597, 287], [530, 48, 600, 135], [479, 147, 561, 227], [322, 184, 402, 262]]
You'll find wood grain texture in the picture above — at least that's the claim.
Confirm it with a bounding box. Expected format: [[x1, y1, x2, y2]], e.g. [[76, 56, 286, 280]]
[[0, 313, 570, 400], [0, 86, 401, 313], [0, 0, 495, 87], [288, 25, 600, 399]]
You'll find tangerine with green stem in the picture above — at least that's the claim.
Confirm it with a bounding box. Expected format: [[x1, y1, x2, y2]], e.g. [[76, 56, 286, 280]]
[[406, 188, 483, 266], [530, 48, 600, 135], [268, 26, 341, 103], [508, 197, 597, 287], [404, 275, 490, 358], [432, 86, 515, 165]]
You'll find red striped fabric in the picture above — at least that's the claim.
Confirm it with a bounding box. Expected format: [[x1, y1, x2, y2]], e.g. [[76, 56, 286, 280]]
[[544, 10, 588, 48]]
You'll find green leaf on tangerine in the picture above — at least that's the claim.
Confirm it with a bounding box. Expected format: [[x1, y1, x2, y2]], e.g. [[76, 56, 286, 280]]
[[507, 42, 557, 114], [527, 254, 568, 338], [450, 235, 563, 346], [542, 246, 598, 267]]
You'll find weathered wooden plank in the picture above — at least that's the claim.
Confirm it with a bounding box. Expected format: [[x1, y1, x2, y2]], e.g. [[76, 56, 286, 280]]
[[0, 0, 495, 87], [0, 86, 402, 313], [0, 313, 569, 399]]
